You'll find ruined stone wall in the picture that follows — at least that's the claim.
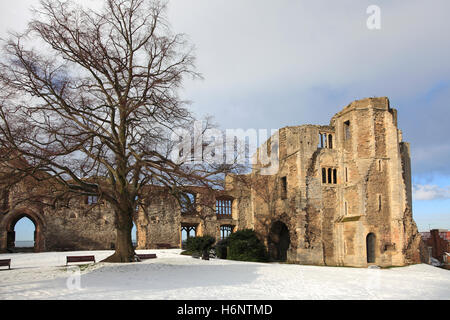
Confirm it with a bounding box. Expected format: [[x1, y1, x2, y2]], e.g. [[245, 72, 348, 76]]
[[227, 97, 424, 267], [0, 97, 424, 267]]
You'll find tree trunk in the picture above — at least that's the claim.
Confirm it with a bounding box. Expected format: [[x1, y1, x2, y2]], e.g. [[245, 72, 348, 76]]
[[102, 208, 135, 263]]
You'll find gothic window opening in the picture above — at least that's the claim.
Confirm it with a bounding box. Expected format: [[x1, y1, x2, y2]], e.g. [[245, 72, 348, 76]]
[[181, 224, 197, 242], [220, 225, 233, 239], [216, 197, 233, 219], [322, 168, 327, 183], [327, 168, 332, 184], [328, 134, 333, 149], [181, 192, 196, 214]]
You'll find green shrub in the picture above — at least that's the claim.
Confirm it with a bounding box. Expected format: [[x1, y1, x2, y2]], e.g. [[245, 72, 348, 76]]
[[226, 229, 268, 262], [185, 235, 216, 259], [214, 238, 230, 259]]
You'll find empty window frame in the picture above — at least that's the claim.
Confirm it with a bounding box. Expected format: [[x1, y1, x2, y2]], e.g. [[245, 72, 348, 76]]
[[318, 133, 333, 149], [322, 167, 338, 185], [344, 120, 351, 140], [181, 192, 196, 214], [280, 176, 287, 199], [216, 198, 233, 218], [328, 134, 333, 149], [181, 225, 197, 241], [220, 225, 233, 239], [87, 195, 98, 205]]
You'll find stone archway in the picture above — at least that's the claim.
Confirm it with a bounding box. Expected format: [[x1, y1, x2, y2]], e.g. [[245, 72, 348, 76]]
[[268, 221, 290, 261], [2, 210, 45, 253], [366, 233, 376, 263]]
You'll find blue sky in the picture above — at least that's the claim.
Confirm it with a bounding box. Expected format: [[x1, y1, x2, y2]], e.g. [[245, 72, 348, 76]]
[[2, 0, 450, 239]]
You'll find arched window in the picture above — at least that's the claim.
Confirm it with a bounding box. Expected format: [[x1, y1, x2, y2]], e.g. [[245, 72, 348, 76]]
[[180, 192, 196, 214], [328, 134, 333, 149]]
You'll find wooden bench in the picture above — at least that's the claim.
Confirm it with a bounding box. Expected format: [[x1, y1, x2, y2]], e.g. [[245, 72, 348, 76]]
[[0, 259, 11, 270], [136, 254, 157, 260], [66, 255, 96, 265]]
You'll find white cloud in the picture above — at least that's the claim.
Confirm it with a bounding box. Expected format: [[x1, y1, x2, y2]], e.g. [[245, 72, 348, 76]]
[[413, 184, 450, 201]]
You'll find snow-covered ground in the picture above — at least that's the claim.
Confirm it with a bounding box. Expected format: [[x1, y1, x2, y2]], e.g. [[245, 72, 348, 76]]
[[0, 249, 449, 300]]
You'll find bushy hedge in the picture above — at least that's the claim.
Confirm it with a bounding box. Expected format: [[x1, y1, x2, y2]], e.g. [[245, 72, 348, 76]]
[[214, 238, 230, 259], [184, 235, 215, 259], [225, 229, 268, 262]]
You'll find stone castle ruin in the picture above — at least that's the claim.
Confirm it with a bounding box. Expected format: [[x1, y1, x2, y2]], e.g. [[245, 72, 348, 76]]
[[0, 97, 426, 267]]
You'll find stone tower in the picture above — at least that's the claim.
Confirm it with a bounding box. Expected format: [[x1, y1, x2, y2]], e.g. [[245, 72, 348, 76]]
[[227, 97, 425, 267]]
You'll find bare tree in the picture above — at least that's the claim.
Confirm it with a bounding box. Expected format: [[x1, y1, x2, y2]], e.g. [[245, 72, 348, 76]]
[[0, 0, 237, 262]]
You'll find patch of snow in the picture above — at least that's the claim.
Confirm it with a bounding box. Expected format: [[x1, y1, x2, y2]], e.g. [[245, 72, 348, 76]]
[[1, 249, 449, 300]]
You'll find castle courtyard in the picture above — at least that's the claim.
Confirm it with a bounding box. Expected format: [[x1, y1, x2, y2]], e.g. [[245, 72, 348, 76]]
[[0, 249, 449, 300]]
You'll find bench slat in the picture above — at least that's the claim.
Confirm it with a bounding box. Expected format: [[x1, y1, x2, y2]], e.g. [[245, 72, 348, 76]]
[[66, 255, 96, 265], [0, 259, 11, 269]]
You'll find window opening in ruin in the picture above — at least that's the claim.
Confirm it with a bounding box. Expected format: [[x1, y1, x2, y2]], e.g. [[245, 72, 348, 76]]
[[87, 195, 98, 204], [322, 168, 327, 183], [345, 167, 348, 183], [344, 120, 351, 140], [333, 169, 337, 184], [378, 159, 382, 172], [220, 225, 233, 239], [181, 225, 197, 241], [216, 198, 233, 218], [180, 192, 196, 214], [327, 168, 332, 184], [280, 176, 287, 199], [378, 194, 382, 211], [319, 133, 333, 149]]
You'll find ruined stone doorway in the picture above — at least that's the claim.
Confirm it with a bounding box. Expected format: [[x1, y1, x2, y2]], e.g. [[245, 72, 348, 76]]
[[6, 213, 43, 253], [366, 233, 376, 263], [268, 221, 290, 261]]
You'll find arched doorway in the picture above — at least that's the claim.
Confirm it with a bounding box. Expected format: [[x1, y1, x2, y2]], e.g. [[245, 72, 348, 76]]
[[3, 211, 45, 253], [366, 233, 376, 263], [12, 216, 35, 252], [268, 221, 290, 261]]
